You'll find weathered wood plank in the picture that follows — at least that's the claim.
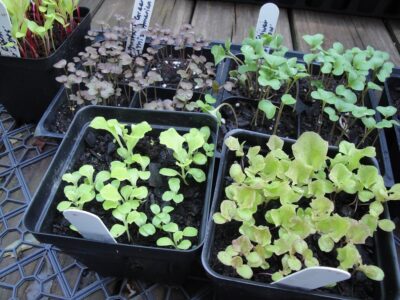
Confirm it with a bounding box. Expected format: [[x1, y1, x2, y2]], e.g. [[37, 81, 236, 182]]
[[150, 0, 194, 34], [292, 10, 400, 65], [276, 8, 292, 49], [92, 0, 193, 34], [387, 20, 400, 50], [232, 4, 292, 48], [291, 10, 361, 51], [191, 1, 235, 42], [351, 17, 400, 66], [92, 0, 133, 28]]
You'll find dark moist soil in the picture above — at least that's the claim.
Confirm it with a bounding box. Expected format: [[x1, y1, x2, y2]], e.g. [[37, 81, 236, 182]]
[[388, 79, 400, 119], [218, 99, 298, 150], [299, 102, 376, 147], [149, 49, 214, 90], [210, 155, 379, 299], [52, 129, 207, 248], [46, 94, 132, 134]]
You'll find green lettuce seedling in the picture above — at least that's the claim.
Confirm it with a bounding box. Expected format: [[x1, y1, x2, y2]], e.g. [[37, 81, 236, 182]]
[[60, 117, 210, 250], [90, 117, 153, 166], [57, 165, 95, 212], [159, 127, 213, 185], [214, 132, 400, 283], [110, 200, 149, 242]]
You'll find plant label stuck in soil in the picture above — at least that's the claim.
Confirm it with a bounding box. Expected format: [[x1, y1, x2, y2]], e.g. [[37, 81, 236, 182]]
[[0, 0, 20, 57], [255, 3, 279, 39], [126, 0, 155, 56], [272, 266, 351, 290], [63, 209, 117, 244]]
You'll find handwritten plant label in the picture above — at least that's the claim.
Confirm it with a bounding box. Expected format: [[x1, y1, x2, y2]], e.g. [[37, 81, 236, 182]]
[[63, 209, 117, 244], [126, 0, 155, 56], [255, 3, 279, 38], [272, 266, 351, 290], [0, 0, 20, 57]]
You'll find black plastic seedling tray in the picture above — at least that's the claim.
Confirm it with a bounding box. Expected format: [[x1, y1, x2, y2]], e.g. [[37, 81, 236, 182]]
[[202, 129, 400, 300], [35, 43, 225, 139], [35, 84, 134, 139], [206, 0, 400, 19], [0, 117, 213, 299], [215, 48, 394, 188], [0, 7, 91, 124], [377, 75, 400, 217], [25, 106, 218, 283]]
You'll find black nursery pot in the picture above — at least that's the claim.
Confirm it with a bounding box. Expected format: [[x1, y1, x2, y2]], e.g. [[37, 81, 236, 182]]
[[0, 7, 91, 124], [202, 129, 400, 300], [35, 84, 134, 139], [24, 106, 218, 282]]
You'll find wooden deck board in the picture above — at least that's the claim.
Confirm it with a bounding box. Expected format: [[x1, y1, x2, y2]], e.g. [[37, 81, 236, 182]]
[[386, 20, 400, 55], [351, 17, 400, 66], [2, 0, 400, 297], [92, 0, 194, 34], [92, 0, 133, 28], [291, 10, 363, 51], [151, 0, 194, 34], [191, 1, 235, 41], [292, 10, 400, 65], [233, 5, 292, 48]]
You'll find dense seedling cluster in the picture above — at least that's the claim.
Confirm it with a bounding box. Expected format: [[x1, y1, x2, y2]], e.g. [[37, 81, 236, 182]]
[[3, 0, 83, 58], [57, 117, 214, 249], [211, 31, 399, 145], [214, 132, 400, 282], [53, 20, 217, 117]]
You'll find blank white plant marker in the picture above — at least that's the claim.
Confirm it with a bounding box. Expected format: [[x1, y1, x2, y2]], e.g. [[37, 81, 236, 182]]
[[255, 3, 280, 38], [0, 0, 20, 57], [63, 209, 117, 244], [272, 266, 351, 290]]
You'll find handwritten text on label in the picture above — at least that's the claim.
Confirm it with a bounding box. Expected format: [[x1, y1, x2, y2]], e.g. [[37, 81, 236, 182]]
[[126, 0, 155, 56], [255, 3, 279, 39]]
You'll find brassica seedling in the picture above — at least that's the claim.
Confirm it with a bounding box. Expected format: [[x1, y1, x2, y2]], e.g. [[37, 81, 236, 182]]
[[162, 178, 184, 204], [157, 225, 198, 250]]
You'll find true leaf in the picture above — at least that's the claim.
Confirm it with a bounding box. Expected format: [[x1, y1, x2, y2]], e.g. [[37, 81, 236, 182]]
[[292, 132, 328, 171], [100, 184, 122, 202]]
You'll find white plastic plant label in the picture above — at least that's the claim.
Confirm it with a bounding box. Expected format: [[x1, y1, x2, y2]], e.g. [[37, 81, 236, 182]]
[[255, 3, 279, 38], [63, 209, 117, 244], [126, 0, 155, 56], [0, 0, 20, 57], [272, 266, 351, 290]]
